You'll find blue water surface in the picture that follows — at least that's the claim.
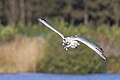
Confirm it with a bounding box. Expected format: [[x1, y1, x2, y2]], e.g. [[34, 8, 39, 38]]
[[0, 73, 120, 80]]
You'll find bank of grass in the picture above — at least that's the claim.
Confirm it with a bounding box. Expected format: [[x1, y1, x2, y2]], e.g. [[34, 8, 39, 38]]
[[0, 35, 46, 73], [0, 20, 120, 73]]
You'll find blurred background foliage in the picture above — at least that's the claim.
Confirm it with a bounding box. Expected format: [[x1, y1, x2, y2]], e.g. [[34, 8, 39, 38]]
[[0, 20, 120, 73], [0, 0, 120, 74]]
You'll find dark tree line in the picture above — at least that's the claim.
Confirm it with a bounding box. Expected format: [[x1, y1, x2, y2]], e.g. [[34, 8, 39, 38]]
[[0, 0, 120, 26]]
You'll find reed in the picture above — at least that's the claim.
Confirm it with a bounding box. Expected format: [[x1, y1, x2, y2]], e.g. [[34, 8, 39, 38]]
[[0, 35, 46, 73]]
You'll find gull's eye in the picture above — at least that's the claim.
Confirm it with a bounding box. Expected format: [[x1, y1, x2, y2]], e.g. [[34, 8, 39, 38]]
[[66, 41, 70, 44]]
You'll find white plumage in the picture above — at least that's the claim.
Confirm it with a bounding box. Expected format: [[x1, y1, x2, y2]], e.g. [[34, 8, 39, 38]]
[[38, 18, 107, 60]]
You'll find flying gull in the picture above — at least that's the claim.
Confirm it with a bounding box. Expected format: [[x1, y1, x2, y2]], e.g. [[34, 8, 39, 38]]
[[38, 18, 107, 60]]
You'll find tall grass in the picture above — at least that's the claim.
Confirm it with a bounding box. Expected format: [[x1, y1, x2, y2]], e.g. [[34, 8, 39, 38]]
[[0, 35, 46, 73]]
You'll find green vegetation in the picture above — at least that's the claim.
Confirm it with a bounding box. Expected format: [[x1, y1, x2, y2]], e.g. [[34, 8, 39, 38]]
[[0, 20, 120, 74], [0, 0, 120, 74], [0, 26, 18, 42]]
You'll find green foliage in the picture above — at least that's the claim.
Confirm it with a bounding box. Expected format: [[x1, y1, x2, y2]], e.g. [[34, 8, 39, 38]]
[[0, 26, 18, 42], [0, 21, 120, 73], [17, 25, 41, 36]]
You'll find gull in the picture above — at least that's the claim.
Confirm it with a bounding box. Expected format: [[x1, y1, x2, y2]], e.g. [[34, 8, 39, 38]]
[[38, 18, 107, 60]]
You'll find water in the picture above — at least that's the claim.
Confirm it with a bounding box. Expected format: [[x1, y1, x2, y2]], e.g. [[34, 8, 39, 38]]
[[0, 73, 120, 80]]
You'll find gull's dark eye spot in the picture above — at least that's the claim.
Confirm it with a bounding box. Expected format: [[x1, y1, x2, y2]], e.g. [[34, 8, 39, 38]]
[[63, 39, 66, 42]]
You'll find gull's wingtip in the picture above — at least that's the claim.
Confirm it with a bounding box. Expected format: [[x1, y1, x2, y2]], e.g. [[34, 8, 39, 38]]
[[38, 18, 42, 21], [38, 18, 45, 21], [101, 53, 107, 61], [103, 57, 107, 61], [104, 56, 107, 61], [38, 18, 40, 21]]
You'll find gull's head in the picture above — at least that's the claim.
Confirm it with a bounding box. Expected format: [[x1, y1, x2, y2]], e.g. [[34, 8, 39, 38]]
[[63, 37, 80, 49], [38, 18, 42, 21], [38, 18, 46, 22], [63, 38, 70, 46], [38, 18, 41, 21], [63, 37, 71, 44]]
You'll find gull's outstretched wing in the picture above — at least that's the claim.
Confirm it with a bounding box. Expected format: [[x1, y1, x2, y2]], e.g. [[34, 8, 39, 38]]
[[74, 36, 107, 60], [38, 18, 65, 39]]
